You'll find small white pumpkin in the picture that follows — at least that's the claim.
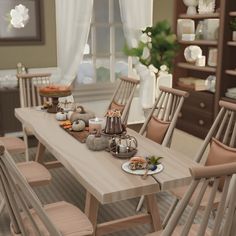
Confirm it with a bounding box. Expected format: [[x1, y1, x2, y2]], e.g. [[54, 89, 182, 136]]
[[55, 111, 67, 121], [72, 119, 86, 132]]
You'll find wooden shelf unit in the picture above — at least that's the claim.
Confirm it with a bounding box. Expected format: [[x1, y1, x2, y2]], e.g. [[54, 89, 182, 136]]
[[173, 0, 236, 139], [177, 62, 216, 73], [178, 40, 217, 45], [179, 13, 220, 19], [229, 11, 236, 16], [225, 70, 236, 76], [227, 41, 236, 46]]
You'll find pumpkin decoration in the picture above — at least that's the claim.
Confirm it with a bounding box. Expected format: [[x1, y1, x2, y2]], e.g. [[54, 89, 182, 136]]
[[86, 130, 109, 151], [72, 119, 86, 132], [55, 110, 67, 121], [69, 105, 95, 125]]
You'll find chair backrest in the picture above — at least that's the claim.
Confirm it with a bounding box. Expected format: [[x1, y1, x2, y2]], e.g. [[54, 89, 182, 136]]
[[0, 142, 62, 236], [17, 73, 51, 108], [195, 100, 236, 163], [162, 163, 236, 236], [106, 76, 140, 124], [140, 86, 189, 147]]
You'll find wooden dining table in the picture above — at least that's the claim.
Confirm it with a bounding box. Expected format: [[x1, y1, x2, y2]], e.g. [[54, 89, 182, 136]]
[[15, 107, 197, 236]]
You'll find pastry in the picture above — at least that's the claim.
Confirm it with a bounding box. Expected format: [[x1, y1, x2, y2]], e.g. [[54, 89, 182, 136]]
[[39, 85, 71, 97], [129, 156, 147, 170]]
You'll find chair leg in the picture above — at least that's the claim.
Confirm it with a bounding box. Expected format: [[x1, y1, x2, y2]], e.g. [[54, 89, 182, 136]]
[[162, 197, 179, 228], [0, 192, 5, 215], [23, 129, 29, 162], [136, 195, 145, 212]]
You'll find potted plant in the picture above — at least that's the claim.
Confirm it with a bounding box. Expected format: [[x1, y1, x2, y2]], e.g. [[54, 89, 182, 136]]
[[230, 18, 236, 41], [124, 20, 179, 76], [124, 21, 179, 108]]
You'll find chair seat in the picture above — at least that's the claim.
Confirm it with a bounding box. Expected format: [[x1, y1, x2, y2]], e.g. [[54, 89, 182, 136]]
[[170, 182, 222, 209], [0, 137, 26, 154], [17, 161, 52, 187], [21, 201, 93, 236], [146, 224, 211, 236]]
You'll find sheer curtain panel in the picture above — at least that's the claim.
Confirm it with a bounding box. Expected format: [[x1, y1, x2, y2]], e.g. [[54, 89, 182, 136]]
[[55, 0, 93, 85], [119, 0, 155, 109]]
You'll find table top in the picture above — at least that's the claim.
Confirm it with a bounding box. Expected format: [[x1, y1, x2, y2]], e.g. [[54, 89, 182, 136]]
[[15, 107, 197, 204]]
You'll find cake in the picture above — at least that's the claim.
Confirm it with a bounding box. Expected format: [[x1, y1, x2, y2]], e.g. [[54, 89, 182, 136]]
[[104, 109, 124, 134], [39, 85, 71, 97]]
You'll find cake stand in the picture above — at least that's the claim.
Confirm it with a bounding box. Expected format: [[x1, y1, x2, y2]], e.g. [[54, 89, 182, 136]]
[[39, 91, 72, 113]]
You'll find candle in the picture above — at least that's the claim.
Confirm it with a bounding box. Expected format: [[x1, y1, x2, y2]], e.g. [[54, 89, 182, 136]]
[[89, 117, 104, 133], [118, 144, 127, 153]]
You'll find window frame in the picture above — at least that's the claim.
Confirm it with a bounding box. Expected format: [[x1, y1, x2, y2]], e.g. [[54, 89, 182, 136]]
[[74, 0, 128, 99]]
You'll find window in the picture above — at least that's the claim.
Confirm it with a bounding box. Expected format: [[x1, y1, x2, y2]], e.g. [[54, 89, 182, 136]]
[[76, 0, 128, 85]]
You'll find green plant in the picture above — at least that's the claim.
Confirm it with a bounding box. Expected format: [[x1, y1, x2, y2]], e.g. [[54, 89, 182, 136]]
[[230, 18, 236, 31], [124, 20, 179, 72]]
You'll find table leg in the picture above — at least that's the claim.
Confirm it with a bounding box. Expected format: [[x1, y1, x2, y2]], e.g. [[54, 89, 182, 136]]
[[35, 142, 46, 164], [85, 191, 99, 236], [146, 194, 162, 231]]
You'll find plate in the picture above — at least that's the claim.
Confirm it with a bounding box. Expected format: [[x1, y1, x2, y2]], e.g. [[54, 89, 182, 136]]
[[121, 161, 164, 176]]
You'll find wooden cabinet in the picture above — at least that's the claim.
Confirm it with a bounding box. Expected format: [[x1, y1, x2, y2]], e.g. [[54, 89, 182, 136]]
[[173, 0, 236, 138], [0, 88, 22, 135]]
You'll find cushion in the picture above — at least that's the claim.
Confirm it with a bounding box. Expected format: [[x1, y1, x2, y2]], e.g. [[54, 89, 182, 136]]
[[205, 138, 236, 191], [17, 161, 52, 187], [146, 116, 170, 144], [0, 137, 26, 154], [110, 101, 125, 113], [19, 201, 93, 236]]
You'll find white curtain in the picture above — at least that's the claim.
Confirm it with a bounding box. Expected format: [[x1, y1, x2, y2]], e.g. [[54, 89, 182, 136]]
[[119, 0, 153, 48], [119, 0, 155, 109], [55, 0, 93, 85]]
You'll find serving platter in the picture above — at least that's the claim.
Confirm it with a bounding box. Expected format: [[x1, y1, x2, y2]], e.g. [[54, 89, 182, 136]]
[[121, 162, 164, 175]]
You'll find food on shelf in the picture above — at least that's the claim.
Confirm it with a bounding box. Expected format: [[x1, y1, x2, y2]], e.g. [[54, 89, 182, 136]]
[[129, 156, 147, 170], [39, 85, 71, 97]]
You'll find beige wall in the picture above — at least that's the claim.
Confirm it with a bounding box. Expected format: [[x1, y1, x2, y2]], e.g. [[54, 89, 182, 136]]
[[0, 0, 173, 70], [153, 0, 174, 26], [0, 0, 57, 70]]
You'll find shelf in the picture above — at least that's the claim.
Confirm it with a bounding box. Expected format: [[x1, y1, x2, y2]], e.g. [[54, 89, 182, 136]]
[[229, 11, 236, 16], [227, 41, 236, 46], [225, 70, 236, 76], [221, 97, 236, 103], [177, 62, 216, 73], [179, 13, 220, 19], [179, 40, 217, 46]]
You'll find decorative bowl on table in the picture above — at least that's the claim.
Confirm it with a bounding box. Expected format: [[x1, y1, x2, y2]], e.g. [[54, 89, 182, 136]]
[[107, 134, 138, 159], [39, 85, 72, 113]]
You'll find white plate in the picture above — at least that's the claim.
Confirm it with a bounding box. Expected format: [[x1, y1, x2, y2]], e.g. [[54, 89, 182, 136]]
[[121, 162, 164, 176]]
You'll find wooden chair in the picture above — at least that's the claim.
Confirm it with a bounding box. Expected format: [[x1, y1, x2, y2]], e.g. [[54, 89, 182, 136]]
[[163, 100, 236, 227], [0, 141, 51, 215], [146, 163, 236, 236], [136, 86, 189, 211], [0, 143, 93, 236], [106, 76, 140, 125], [17, 73, 51, 161], [139, 86, 189, 147]]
